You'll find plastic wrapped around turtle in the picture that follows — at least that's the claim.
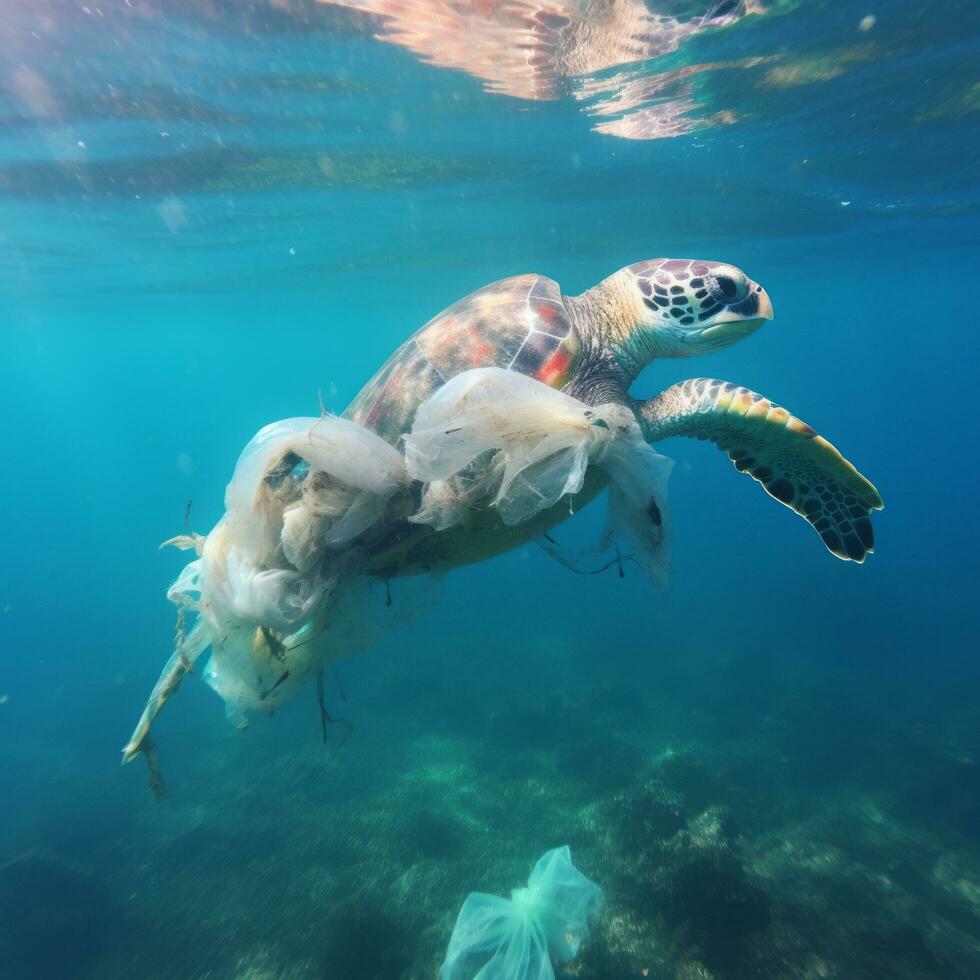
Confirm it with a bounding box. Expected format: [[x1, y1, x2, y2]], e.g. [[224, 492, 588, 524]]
[[124, 371, 673, 767], [404, 368, 673, 583], [193, 375, 672, 717], [440, 846, 602, 980], [145, 416, 410, 726]]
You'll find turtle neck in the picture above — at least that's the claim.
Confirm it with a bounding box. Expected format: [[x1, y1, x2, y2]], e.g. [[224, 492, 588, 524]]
[[563, 270, 659, 400]]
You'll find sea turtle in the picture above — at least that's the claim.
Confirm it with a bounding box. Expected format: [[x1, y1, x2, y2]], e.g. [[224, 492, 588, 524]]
[[346, 257, 881, 571], [122, 256, 882, 771]]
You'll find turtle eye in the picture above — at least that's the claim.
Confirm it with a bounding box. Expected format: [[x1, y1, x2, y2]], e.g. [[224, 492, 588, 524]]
[[707, 270, 748, 304]]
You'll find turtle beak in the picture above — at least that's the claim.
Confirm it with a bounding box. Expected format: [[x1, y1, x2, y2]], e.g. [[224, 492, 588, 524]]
[[756, 286, 774, 321], [700, 284, 774, 343]]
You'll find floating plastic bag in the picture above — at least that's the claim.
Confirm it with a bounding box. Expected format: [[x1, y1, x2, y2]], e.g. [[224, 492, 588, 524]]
[[404, 368, 673, 582], [440, 846, 602, 980]]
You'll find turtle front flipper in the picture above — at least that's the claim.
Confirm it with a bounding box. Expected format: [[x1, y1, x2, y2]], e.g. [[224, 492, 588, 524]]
[[635, 379, 883, 562]]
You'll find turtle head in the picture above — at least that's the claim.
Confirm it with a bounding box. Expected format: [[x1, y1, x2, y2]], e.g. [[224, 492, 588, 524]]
[[629, 258, 773, 357], [596, 258, 773, 370]]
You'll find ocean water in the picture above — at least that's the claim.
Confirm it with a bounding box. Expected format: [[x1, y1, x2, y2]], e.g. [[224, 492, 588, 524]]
[[2, 1, 979, 977]]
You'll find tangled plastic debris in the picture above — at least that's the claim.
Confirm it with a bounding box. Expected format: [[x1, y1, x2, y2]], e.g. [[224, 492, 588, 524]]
[[123, 369, 673, 768]]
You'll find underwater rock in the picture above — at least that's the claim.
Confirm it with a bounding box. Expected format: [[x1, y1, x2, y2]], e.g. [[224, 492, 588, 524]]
[[661, 806, 771, 975], [637, 799, 768, 973], [317, 897, 415, 980], [0, 856, 119, 977], [620, 780, 688, 843], [665, 846, 771, 974], [586, 755, 773, 976]]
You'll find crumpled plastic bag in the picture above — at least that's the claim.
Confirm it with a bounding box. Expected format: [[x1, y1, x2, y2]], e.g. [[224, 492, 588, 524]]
[[167, 414, 409, 716], [222, 414, 408, 577], [404, 367, 673, 583], [440, 846, 602, 980]]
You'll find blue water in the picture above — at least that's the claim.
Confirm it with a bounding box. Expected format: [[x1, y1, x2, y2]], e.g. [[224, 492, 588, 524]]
[[2, 1, 979, 977]]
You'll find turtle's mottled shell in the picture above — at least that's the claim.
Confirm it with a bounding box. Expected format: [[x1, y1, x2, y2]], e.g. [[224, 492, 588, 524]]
[[345, 274, 577, 443]]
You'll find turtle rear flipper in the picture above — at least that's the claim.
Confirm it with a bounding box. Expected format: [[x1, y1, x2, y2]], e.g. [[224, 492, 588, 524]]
[[121, 618, 211, 765], [636, 379, 883, 562]]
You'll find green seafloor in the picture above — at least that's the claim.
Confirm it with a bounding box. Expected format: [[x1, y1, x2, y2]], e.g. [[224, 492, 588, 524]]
[[4, 617, 980, 979], [2, 1, 980, 978]]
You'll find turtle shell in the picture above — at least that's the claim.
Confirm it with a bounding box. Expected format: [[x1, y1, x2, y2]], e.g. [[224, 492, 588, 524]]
[[345, 274, 578, 443]]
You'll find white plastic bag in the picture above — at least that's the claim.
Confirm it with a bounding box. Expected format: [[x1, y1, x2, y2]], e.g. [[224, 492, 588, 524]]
[[405, 368, 673, 582], [405, 369, 607, 524], [168, 414, 410, 716], [440, 846, 602, 980]]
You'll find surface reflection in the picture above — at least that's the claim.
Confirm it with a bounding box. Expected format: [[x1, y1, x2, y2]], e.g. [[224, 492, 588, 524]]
[[317, 0, 765, 137]]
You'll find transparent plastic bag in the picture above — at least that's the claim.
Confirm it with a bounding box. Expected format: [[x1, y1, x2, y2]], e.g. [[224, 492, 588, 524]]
[[124, 408, 433, 759], [441, 846, 602, 980], [167, 414, 409, 716], [600, 433, 674, 585], [405, 368, 673, 582], [405, 369, 609, 525]]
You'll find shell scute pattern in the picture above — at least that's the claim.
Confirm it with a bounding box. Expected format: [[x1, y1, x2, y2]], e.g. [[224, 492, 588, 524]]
[[346, 345, 443, 444], [414, 274, 571, 382], [346, 274, 575, 444]]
